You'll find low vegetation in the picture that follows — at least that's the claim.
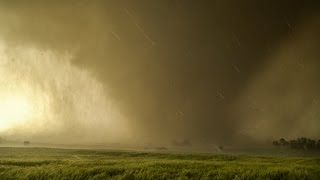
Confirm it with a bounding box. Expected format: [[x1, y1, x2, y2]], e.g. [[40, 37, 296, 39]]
[[0, 147, 319, 179]]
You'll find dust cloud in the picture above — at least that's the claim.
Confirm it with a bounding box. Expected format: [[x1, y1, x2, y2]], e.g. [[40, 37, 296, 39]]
[[0, 0, 319, 147], [234, 15, 320, 141], [0, 39, 129, 144]]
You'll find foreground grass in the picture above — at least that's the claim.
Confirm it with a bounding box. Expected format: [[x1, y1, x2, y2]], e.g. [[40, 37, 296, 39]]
[[0, 148, 319, 179]]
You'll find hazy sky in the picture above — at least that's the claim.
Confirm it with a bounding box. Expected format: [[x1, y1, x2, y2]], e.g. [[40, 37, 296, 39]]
[[0, 0, 319, 146]]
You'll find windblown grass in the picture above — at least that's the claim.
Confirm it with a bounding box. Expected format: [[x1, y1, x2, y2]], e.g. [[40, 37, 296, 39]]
[[0, 147, 319, 179]]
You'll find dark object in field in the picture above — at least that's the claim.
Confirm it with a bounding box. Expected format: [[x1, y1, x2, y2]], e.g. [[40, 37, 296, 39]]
[[24, 141, 30, 146], [172, 139, 192, 147], [154, 147, 168, 151]]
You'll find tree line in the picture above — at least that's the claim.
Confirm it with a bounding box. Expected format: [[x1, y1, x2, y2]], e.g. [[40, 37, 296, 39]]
[[273, 137, 320, 150]]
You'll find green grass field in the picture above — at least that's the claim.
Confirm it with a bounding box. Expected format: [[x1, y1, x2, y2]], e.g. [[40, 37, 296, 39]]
[[0, 147, 319, 179]]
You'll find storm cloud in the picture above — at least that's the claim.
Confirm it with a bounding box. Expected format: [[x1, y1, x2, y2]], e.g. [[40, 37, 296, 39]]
[[0, 0, 319, 146]]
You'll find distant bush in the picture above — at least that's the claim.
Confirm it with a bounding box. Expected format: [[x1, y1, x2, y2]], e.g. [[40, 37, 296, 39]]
[[172, 139, 192, 147], [24, 141, 30, 146], [273, 137, 320, 151], [154, 147, 168, 151]]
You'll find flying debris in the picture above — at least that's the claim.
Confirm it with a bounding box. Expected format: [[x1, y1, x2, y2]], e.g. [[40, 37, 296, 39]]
[[170, 80, 175, 87], [249, 107, 265, 112], [177, 109, 185, 116], [247, 100, 265, 112], [231, 32, 241, 48], [110, 31, 121, 41], [215, 146, 223, 153], [217, 92, 225, 100], [288, 31, 294, 40], [297, 62, 305, 69], [123, 8, 155, 45], [232, 64, 240, 73], [286, 21, 293, 31], [284, 17, 294, 31]]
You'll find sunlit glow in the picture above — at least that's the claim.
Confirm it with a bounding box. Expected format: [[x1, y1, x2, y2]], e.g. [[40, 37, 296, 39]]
[[0, 38, 129, 143], [0, 95, 33, 131]]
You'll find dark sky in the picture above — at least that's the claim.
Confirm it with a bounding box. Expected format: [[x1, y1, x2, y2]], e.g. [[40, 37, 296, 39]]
[[0, 0, 320, 146]]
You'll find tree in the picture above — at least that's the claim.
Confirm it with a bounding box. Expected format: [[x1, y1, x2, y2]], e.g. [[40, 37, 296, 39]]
[[290, 140, 298, 149], [272, 141, 280, 147], [297, 137, 307, 149], [306, 138, 316, 150], [274, 137, 320, 150], [279, 138, 289, 147], [295, 137, 316, 150]]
